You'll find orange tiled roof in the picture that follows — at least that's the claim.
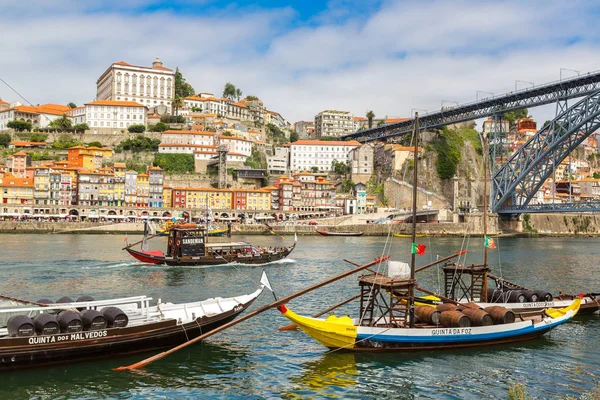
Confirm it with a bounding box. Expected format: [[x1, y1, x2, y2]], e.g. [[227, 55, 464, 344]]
[[10, 141, 46, 147], [0, 100, 8, 105], [162, 130, 217, 136], [0, 176, 34, 187], [386, 118, 411, 124]]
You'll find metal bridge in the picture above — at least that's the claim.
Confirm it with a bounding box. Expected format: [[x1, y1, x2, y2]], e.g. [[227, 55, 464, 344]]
[[341, 69, 600, 215], [342, 69, 600, 143]]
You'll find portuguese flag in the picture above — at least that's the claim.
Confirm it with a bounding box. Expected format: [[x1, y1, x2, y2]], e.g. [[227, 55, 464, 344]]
[[411, 243, 426, 256], [485, 236, 496, 249]]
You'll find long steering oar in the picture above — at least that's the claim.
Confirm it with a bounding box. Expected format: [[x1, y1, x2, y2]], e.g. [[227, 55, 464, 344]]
[[114, 256, 390, 371]]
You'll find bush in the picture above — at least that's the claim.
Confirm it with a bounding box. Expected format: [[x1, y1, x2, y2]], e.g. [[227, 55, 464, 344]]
[[152, 122, 169, 132], [7, 119, 32, 132], [159, 115, 185, 124], [431, 127, 464, 180], [0, 133, 11, 147], [73, 123, 89, 132], [118, 136, 160, 152], [51, 134, 81, 150], [29, 133, 48, 142], [87, 141, 103, 148], [153, 153, 194, 174], [128, 124, 146, 133]]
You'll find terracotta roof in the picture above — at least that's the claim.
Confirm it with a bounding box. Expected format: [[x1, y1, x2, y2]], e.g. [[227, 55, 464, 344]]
[[159, 144, 216, 148], [0, 176, 34, 187], [162, 130, 217, 136], [13, 151, 29, 156], [219, 135, 251, 142], [10, 141, 46, 147], [0, 100, 8, 105], [291, 140, 361, 146], [85, 100, 146, 108], [114, 163, 126, 168]]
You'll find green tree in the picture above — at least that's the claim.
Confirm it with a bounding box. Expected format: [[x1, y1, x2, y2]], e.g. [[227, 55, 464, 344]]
[[127, 124, 146, 133], [341, 178, 354, 193], [118, 135, 160, 152], [7, 119, 32, 132], [73, 123, 89, 132], [289, 130, 299, 143], [153, 153, 194, 174], [235, 88, 243, 101], [223, 82, 237, 100], [543, 119, 552, 128], [174, 67, 195, 98], [377, 120, 385, 127], [366, 110, 375, 129], [310, 166, 319, 173], [320, 136, 339, 141], [152, 122, 169, 132], [29, 133, 48, 142], [48, 114, 72, 130], [0, 133, 11, 147], [244, 147, 267, 169], [594, 172, 600, 179], [51, 134, 81, 150], [87, 141, 103, 148], [331, 159, 350, 176], [245, 95, 259, 101], [222, 131, 233, 137], [266, 123, 288, 145], [67, 102, 77, 109], [172, 96, 184, 116]]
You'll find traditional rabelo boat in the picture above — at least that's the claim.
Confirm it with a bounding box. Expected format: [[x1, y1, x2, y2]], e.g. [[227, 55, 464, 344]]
[[276, 113, 582, 352], [392, 233, 425, 238], [0, 283, 265, 371], [125, 225, 296, 266], [316, 230, 364, 237]]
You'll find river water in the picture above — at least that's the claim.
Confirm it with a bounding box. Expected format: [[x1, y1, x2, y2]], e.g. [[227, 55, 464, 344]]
[[0, 234, 598, 399]]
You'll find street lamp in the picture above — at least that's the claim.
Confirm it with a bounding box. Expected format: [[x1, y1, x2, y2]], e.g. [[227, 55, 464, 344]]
[[476, 91, 494, 101], [560, 68, 580, 80], [515, 80, 534, 91]]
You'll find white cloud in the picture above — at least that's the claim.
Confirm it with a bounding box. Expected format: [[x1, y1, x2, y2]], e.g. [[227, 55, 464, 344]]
[[1, 0, 599, 126]]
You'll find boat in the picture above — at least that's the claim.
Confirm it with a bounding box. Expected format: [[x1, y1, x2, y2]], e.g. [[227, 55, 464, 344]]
[[125, 225, 296, 266], [277, 113, 581, 353], [393, 233, 425, 238], [316, 230, 364, 237], [0, 282, 265, 371]]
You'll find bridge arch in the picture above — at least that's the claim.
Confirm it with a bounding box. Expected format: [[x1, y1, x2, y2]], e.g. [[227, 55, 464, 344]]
[[492, 89, 600, 212]]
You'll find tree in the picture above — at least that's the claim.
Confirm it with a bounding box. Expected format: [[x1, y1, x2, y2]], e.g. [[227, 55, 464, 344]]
[[51, 134, 81, 150], [87, 141, 103, 148], [503, 108, 528, 126], [341, 178, 354, 193], [67, 102, 77, 109], [377, 120, 385, 127], [73, 123, 89, 132], [543, 120, 552, 128], [310, 166, 319, 173], [235, 88, 243, 101], [29, 133, 48, 142], [118, 135, 160, 152], [594, 172, 600, 179], [7, 119, 32, 132], [223, 82, 237, 100], [320, 136, 339, 141], [153, 153, 194, 174], [174, 67, 195, 98], [366, 110, 375, 129], [245, 95, 259, 101], [152, 122, 169, 132], [48, 114, 72, 130], [172, 96, 184, 116], [127, 124, 146, 133], [0, 133, 11, 147], [222, 131, 233, 136], [289, 130, 299, 143], [332, 159, 350, 176]]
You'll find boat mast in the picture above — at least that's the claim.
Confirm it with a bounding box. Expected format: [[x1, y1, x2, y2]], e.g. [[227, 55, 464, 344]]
[[482, 132, 489, 301], [409, 113, 420, 328]]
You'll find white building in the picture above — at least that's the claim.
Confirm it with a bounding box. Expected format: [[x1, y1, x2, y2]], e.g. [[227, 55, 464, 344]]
[[289, 140, 361, 172], [68, 100, 148, 134], [96, 58, 175, 111], [268, 146, 289, 175], [314, 110, 356, 138], [183, 93, 251, 121], [0, 103, 71, 130]]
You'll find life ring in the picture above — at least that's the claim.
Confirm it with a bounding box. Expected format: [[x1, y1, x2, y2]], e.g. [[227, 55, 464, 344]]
[[168, 238, 173, 247], [176, 239, 181, 247]]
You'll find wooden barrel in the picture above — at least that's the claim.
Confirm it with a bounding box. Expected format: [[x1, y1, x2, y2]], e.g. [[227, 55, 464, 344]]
[[533, 290, 553, 302], [415, 306, 441, 325], [33, 313, 60, 335], [7, 315, 35, 337], [81, 310, 107, 331], [461, 308, 493, 326], [436, 304, 458, 312], [56, 296, 74, 304], [487, 288, 507, 303], [507, 290, 527, 303], [101, 307, 129, 328], [484, 306, 515, 324], [439, 311, 471, 328], [57, 310, 83, 333], [459, 302, 481, 310]]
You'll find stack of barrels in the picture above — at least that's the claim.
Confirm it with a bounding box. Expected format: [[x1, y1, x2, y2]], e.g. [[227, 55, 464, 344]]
[[414, 302, 515, 328], [487, 288, 553, 303], [6, 296, 129, 338]]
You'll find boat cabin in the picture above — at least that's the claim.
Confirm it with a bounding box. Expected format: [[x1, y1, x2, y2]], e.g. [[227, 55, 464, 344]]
[[167, 228, 206, 258]]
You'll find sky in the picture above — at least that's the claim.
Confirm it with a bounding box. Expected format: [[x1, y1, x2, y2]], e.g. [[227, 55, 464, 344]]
[[2, 0, 600, 125]]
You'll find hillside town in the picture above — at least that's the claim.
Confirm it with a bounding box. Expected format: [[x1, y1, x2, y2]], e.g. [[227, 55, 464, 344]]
[[0, 57, 599, 222]]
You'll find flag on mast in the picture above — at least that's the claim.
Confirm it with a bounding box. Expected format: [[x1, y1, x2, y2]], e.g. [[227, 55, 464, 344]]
[[411, 243, 426, 256], [260, 270, 273, 292], [484, 236, 496, 249]]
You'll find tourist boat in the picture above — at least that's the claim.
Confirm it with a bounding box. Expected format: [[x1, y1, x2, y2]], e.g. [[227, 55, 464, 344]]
[[125, 226, 296, 266], [277, 114, 581, 353], [316, 230, 364, 237], [0, 283, 265, 371]]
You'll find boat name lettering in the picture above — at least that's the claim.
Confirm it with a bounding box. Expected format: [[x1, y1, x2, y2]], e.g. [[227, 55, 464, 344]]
[[431, 328, 472, 336], [28, 330, 108, 345], [182, 238, 204, 245], [522, 302, 554, 307]]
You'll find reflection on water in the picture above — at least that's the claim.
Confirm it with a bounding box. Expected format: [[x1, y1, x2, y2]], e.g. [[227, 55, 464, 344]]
[[0, 234, 598, 398]]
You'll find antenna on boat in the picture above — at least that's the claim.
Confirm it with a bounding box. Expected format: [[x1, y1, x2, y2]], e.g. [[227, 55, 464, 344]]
[[409, 113, 420, 328]]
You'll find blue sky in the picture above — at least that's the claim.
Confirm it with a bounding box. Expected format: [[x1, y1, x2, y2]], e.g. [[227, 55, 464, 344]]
[[1, 0, 600, 123]]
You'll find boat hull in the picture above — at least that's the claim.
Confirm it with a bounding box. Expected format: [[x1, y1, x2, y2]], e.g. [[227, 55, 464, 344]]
[[126, 244, 295, 266], [316, 231, 364, 237], [0, 295, 258, 371]]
